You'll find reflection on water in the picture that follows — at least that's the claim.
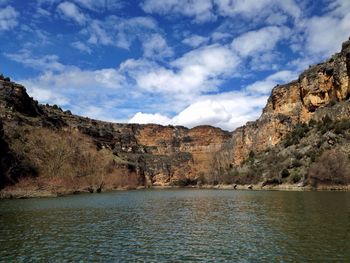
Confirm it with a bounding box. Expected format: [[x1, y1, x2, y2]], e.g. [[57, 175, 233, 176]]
[[0, 189, 349, 262]]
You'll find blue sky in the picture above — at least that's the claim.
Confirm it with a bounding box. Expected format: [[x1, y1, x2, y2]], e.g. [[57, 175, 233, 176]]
[[1, 0, 350, 130]]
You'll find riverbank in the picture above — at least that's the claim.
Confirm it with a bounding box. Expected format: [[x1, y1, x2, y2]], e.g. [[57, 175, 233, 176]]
[[1, 183, 350, 199]]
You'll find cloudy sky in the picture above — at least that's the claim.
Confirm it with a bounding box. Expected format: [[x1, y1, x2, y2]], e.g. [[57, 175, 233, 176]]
[[1, 0, 349, 131]]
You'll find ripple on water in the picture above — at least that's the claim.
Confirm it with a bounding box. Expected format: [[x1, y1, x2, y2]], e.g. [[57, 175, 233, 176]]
[[0, 189, 350, 262]]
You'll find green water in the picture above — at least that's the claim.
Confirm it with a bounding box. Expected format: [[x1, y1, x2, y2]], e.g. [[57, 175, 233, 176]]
[[0, 189, 349, 262]]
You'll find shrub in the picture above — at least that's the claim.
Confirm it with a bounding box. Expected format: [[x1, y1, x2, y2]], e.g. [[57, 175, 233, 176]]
[[308, 149, 350, 186], [284, 123, 309, 147], [308, 119, 317, 127], [281, 168, 290, 178], [291, 159, 302, 168], [172, 178, 197, 186], [262, 177, 281, 186], [317, 115, 334, 134], [290, 171, 301, 183], [334, 120, 350, 134]]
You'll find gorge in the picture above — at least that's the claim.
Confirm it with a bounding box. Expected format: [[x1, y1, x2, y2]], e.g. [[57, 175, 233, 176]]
[[1, 39, 350, 197]]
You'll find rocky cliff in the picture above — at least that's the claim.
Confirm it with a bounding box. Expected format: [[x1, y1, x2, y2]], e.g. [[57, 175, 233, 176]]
[[1, 39, 350, 196], [230, 39, 350, 165], [0, 75, 230, 194]]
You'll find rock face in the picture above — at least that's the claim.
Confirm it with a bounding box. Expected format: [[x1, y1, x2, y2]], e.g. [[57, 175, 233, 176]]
[[230, 39, 350, 165], [0, 76, 230, 189]]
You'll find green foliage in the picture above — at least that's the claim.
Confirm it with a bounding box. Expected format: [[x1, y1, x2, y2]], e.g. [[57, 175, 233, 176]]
[[172, 178, 197, 187], [291, 159, 302, 168], [334, 120, 350, 134], [317, 115, 334, 134], [284, 123, 309, 147], [244, 150, 256, 165], [291, 171, 301, 183], [308, 119, 317, 127], [294, 152, 303, 160], [281, 168, 290, 178]]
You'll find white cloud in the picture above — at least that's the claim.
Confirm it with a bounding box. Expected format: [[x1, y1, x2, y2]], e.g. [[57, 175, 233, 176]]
[[27, 86, 70, 106], [0, 5, 18, 31], [128, 91, 268, 131], [126, 44, 240, 97], [141, 0, 300, 24], [128, 112, 172, 125], [215, 0, 301, 21], [141, 0, 215, 23], [73, 0, 122, 12], [57, 1, 87, 25], [83, 16, 160, 50], [231, 26, 290, 57], [304, 14, 350, 57], [246, 70, 297, 94], [182, 34, 209, 47], [142, 33, 173, 58], [71, 41, 92, 54], [5, 51, 65, 71]]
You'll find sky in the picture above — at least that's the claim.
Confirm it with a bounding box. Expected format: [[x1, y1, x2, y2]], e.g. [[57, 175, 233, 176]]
[[0, 0, 350, 131]]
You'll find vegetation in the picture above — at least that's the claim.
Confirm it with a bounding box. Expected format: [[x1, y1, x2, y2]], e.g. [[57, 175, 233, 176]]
[[284, 123, 309, 147], [308, 150, 350, 186], [6, 126, 139, 192]]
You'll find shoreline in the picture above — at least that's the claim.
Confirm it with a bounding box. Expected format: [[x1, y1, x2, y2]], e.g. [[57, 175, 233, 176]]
[[1, 183, 350, 199]]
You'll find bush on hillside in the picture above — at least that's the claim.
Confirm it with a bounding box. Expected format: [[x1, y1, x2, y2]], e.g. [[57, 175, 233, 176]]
[[308, 149, 350, 186]]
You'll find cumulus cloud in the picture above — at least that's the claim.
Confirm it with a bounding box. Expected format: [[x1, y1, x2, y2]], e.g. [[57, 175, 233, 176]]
[[127, 69, 297, 130], [231, 26, 290, 57], [128, 91, 268, 131], [57, 1, 87, 25], [246, 70, 297, 94], [0, 5, 18, 31], [125, 44, 240, 97], [129, 112, 172, 125], [303, 13, 350, 57]]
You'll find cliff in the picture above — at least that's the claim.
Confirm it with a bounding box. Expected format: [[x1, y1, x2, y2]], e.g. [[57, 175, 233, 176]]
[[230, 39, 350, 165], [0, 75, 230, 195], [1, 39, 350, 196]]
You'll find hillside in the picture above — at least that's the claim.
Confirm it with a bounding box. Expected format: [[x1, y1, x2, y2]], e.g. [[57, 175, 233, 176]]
[[1, 40, 350, 197]]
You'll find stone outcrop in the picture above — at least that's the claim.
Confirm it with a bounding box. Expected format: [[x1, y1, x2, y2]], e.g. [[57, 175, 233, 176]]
[[230, 39, 350, 165]]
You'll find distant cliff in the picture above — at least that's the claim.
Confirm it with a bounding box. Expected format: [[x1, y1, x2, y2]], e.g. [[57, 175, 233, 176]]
[[1, 39, 350, 197], [0, 75, 230, 196]]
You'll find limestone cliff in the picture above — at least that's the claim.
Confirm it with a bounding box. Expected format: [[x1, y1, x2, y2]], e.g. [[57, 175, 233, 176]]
[[230, 39, 350, 165]]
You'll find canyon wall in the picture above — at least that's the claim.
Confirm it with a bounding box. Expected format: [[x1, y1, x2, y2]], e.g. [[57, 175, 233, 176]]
[[230, 39, 350, 164], [1, 39, 350, 192]]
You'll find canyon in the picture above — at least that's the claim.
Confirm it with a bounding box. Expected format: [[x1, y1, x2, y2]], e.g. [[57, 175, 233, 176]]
[[1, 39, 350, 197]]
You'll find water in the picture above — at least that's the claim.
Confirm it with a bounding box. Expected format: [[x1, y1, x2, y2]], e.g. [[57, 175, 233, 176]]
[[0, 189, 349, 262]]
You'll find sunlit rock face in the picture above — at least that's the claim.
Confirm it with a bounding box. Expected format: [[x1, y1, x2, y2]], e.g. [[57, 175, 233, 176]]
[[230, 40, 350, 165]]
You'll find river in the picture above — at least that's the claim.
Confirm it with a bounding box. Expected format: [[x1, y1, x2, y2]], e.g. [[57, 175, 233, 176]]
[[0, 189, 349, 262]]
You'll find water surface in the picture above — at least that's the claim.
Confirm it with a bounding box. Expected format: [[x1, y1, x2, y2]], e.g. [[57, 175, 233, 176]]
[[0, 189, 349, 262]]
